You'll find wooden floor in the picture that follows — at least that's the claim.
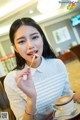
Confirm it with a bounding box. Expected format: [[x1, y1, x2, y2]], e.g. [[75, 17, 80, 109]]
[[65, 59, 80, 92]]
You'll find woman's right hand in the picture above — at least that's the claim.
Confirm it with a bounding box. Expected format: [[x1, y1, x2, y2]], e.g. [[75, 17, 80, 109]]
[[15, 68, 37, 100]]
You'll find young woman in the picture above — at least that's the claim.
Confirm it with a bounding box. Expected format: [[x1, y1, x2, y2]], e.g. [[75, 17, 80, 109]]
[[4, 18, 80, 120]]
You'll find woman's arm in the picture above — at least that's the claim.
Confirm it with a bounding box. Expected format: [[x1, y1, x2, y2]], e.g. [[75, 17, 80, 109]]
[[16, 68, 37, 120], [62, 76, 73, 96], [23, 97, 36, 120], [4, 82, 37, 120], [4, 68, 37, 120]]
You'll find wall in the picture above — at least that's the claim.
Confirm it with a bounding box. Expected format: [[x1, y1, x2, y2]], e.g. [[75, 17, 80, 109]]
[[75, 24, 80, 38], [1, 40, 12, 55], [0, 35, 12, 57], [40, 10, 80, 54], [0, 10, 80, 56], [44, 19, 78, 52]]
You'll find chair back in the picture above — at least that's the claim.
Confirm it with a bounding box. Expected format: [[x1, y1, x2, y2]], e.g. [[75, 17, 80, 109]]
[[0, 81, 10, 109], [70, 44, 80, 61]]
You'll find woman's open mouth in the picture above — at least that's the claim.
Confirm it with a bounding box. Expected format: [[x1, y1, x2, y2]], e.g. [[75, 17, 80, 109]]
[[27, 50, 38, 57]]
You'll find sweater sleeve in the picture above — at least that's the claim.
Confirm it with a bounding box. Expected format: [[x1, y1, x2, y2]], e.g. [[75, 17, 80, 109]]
[[4, 71, 26, 120]]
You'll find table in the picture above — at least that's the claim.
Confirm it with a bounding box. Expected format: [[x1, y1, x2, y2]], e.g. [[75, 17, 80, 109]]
[[46, 113, 80, 120], [70, 114, 80, 120]]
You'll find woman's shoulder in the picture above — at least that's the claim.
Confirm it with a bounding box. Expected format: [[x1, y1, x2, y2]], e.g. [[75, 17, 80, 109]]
[[45, 58, 66, 71], [6, 70, 17, 78], [4, 70, 17, 85], [46, 58, 64, 65]]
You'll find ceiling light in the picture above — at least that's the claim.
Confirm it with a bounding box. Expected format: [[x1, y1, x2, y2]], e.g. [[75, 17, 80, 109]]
[[0, 0, 31, 17], [29, 10, 34, 14], [37, 0, 61, 14], [0, 25, 10, 35]]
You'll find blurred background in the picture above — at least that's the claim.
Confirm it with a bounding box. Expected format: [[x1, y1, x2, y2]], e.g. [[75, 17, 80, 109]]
[[0, 0, 80, 77], [0, 1, 80, 119]]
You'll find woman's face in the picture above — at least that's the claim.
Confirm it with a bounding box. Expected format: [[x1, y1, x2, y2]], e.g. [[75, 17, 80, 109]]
[[14, 25, 43, 67]]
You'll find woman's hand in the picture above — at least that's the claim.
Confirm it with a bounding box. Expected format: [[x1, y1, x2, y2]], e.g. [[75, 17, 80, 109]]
[[73, 92, 80, 103], [15, 68, 37, 99]]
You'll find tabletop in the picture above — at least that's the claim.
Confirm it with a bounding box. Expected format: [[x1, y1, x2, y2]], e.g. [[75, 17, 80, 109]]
[[46, 113, 80, 120]]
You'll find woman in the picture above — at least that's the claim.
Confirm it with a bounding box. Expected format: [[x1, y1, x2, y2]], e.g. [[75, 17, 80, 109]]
[[4, 18, 80, 120]]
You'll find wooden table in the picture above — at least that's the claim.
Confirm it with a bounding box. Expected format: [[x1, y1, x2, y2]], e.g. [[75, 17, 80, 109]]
[[70, 114, 80, 120]]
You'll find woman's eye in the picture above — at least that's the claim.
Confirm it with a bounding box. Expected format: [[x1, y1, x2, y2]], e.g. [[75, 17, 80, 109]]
[[18, 40, 25, 44], [32, 36, 39, 40]]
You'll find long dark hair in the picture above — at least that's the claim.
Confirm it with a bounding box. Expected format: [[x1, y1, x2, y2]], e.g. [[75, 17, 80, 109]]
[[9, 17, 56, 70]]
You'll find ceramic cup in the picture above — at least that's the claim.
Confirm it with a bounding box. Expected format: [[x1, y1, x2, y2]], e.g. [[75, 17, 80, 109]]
[[53, 94, 75, 116]]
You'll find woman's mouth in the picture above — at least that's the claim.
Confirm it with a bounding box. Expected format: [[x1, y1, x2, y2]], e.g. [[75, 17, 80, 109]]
[[27, 50, 38, 57]]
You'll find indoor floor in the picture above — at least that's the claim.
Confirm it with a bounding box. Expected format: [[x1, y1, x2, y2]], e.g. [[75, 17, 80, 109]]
[[65, 59, 80, 93]]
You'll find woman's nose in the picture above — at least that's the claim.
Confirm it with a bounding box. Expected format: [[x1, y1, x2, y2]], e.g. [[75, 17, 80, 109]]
[[26, 39, 34, 49]]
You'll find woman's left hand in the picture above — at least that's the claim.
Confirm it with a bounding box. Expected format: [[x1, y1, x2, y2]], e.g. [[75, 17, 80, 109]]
[[73, 92, 80, 103]]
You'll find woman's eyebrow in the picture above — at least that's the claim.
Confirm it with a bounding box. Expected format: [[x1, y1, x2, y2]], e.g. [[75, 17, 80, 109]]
[[30, 32, 39, 36], [16, 36, 25, 41], [16, 33, 39, 40]]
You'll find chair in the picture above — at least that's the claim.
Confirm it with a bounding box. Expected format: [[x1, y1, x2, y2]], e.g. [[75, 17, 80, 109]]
[[0, 77, 16, 120], [69, 44, 80, 61], [57, 51, 76, 63]]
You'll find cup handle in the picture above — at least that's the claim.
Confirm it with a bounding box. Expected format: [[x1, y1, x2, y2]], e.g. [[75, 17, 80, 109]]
[[53, 104, 63, 112], [53, 104, 57, 112]]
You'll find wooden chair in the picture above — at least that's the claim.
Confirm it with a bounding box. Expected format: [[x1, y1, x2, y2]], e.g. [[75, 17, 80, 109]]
[[57, 51, 76, 63], [0, 77, 16, 120], [70, 44, 80, 61]]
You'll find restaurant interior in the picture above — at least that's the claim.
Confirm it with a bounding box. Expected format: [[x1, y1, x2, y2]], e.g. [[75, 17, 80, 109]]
[[0, 0, 80, 120]]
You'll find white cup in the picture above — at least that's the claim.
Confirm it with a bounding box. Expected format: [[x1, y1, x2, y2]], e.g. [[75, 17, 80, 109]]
[[53, 94, 75, 116]]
